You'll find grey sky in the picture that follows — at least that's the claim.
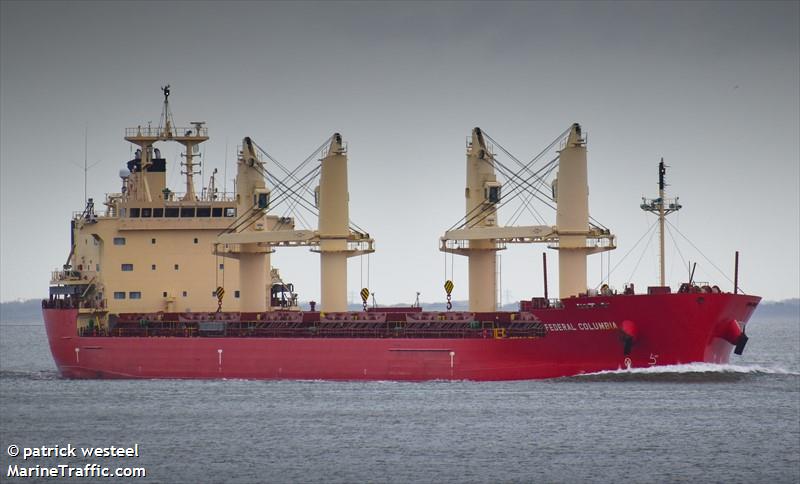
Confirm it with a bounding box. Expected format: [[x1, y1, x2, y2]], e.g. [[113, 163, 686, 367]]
[[1, 1, 798, 303]]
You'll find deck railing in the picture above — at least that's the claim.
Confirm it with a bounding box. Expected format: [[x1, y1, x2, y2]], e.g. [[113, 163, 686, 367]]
[[97, 317, 547, 340], [125, 126, 208, 138]]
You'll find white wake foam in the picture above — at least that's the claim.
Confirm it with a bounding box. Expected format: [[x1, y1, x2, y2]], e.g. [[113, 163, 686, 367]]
[[580, 362, 799, 377]]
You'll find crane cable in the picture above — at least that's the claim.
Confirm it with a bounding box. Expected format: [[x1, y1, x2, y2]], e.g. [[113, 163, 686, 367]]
[[251, 136, 371, 237], [483, 129, 610, 232]]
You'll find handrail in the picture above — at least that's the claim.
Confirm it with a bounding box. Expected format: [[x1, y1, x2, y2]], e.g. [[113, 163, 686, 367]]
[[125, 126, 208, 138]]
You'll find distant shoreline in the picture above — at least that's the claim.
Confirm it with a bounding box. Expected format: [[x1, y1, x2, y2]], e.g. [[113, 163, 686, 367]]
[[2, 297, 797, 324]]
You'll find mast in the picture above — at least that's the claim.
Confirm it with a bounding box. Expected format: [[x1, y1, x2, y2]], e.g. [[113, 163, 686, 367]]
[[641, 159, 681, 286], [658, 161, 666, 286], [181, 143, 199, 201], [180, 120, 206, 201], [124, 86, 208, 203], [159, 85, 173, 138]]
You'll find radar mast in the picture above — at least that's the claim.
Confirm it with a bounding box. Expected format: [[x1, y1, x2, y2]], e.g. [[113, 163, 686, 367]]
[[124, 86, 209, 202]]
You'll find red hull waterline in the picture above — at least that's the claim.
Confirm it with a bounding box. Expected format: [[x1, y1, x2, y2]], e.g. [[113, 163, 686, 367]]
[[43, 293, 760, 381]]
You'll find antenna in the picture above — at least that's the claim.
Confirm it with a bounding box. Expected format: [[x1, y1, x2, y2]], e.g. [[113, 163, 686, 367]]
[[71, 122, 101, 207], [84, 123, 88, 205], [224, 138, 228, 196]]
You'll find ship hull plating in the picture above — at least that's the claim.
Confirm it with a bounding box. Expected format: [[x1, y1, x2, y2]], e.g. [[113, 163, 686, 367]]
[[43, 293, 760, 381]]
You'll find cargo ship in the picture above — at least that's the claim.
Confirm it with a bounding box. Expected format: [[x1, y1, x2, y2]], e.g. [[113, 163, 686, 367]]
[[42, 87, 759, 380]]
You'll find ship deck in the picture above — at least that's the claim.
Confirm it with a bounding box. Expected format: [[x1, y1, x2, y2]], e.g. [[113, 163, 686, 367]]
[[88, 310, 547, 339]]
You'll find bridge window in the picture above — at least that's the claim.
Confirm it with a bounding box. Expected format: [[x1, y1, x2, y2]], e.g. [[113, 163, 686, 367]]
[[113, 237, 126, 246], [165, 207, 179, 218], [141, 208, 152, 217], [212, 207, 223, 217], [121, 264, 133, 271], [129, 292, 142, 299], [225, 207, 236, 217], [153, 208, 164, 217], [113, 292, 125, 299], [130, 208, 140, 217], [180, 207, 195, 217], [196, 207, 211, 217]]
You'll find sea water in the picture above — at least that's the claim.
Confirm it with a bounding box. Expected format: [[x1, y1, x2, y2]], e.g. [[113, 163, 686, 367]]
[[1, 316, 797, 483]]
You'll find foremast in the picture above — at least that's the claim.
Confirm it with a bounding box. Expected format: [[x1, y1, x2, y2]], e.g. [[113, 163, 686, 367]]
[[640, 159, 681, 286]]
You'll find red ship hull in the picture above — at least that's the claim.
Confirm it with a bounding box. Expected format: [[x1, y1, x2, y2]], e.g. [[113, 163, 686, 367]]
[[43, 293, 760, 381]]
